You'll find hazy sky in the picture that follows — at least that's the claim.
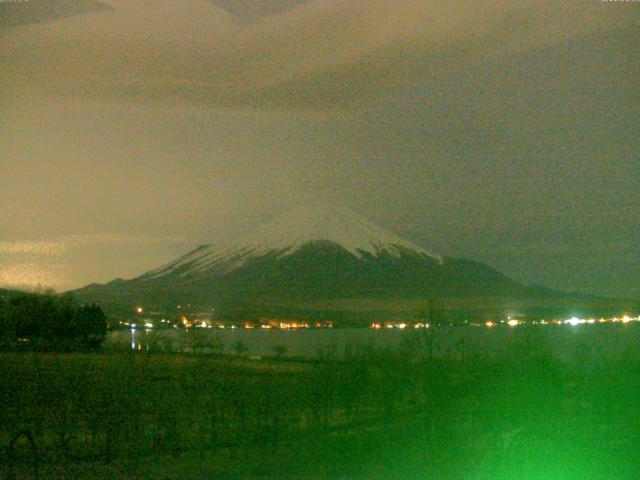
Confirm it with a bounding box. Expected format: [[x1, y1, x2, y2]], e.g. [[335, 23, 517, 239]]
[[0, 0, 638, 298]]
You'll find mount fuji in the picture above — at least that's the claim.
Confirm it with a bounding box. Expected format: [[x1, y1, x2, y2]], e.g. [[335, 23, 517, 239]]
[[140, 204, 444, 282], [76, 203, 563, 318]]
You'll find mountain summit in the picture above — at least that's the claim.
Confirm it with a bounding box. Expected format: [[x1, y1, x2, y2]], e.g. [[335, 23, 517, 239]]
[[141, 203, 442, 281]]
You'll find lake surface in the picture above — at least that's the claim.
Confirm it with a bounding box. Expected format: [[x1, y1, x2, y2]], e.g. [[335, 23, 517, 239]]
[[106, 323, 640, 368]]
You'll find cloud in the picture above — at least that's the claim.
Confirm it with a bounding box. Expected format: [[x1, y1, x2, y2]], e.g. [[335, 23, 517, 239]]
[[0, 1, 114, 29], [0, 261, 69, 290], [0, 240, 66, 256], [1, 0, 635, 108], [0, 233, 190, 289], [0, 234, 188, 256], [207, 0, 312, 23], [66, 233, 188, 247]]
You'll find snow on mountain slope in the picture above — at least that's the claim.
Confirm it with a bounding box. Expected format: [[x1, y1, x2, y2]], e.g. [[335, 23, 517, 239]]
[[141, 204, 442, 280]]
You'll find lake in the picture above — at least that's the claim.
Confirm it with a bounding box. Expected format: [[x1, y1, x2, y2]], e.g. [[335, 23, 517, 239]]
[[106, 323, 640, 368]]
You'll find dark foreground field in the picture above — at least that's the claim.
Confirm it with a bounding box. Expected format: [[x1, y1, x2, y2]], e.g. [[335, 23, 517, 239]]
[[1, 329, 639, 479]]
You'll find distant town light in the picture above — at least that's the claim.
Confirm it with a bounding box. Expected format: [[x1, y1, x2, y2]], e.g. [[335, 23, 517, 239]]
[[507, 319, 519, 327], [136, 306, 143, 314], [485, 321, 495, 328]]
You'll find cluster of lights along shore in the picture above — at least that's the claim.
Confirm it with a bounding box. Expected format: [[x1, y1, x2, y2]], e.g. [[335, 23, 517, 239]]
[[121, 306, 334, 330], [373, 315, 640, 330], [121, 306, 638, 330]]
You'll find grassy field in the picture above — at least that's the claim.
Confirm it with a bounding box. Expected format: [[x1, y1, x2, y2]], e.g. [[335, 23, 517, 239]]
[[1, 331, 639, 479]]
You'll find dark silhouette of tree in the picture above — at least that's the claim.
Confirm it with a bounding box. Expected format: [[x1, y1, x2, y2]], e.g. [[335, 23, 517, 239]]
[[0, 297, 13, 343], [0, 292, 107, 351], [73, 303, 108, 349]]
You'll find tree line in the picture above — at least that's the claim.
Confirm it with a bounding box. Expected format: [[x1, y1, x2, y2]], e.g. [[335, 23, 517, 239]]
[[0, 291, 107, 351]]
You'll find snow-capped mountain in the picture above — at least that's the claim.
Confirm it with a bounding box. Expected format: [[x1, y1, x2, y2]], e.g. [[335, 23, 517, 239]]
[[75, 203, 549, 315], [140, 204, 443, 281]]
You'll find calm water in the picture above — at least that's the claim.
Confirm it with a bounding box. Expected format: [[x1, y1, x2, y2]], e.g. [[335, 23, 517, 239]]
[[106, 324, 640, 367]]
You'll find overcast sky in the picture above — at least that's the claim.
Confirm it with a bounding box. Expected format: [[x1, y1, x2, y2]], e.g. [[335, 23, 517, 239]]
[[0, 0, 638, 298]]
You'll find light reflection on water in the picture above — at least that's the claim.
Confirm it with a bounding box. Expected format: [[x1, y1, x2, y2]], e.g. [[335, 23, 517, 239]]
[[130, 328, 153, 351], [110, 324, 640, 367]]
